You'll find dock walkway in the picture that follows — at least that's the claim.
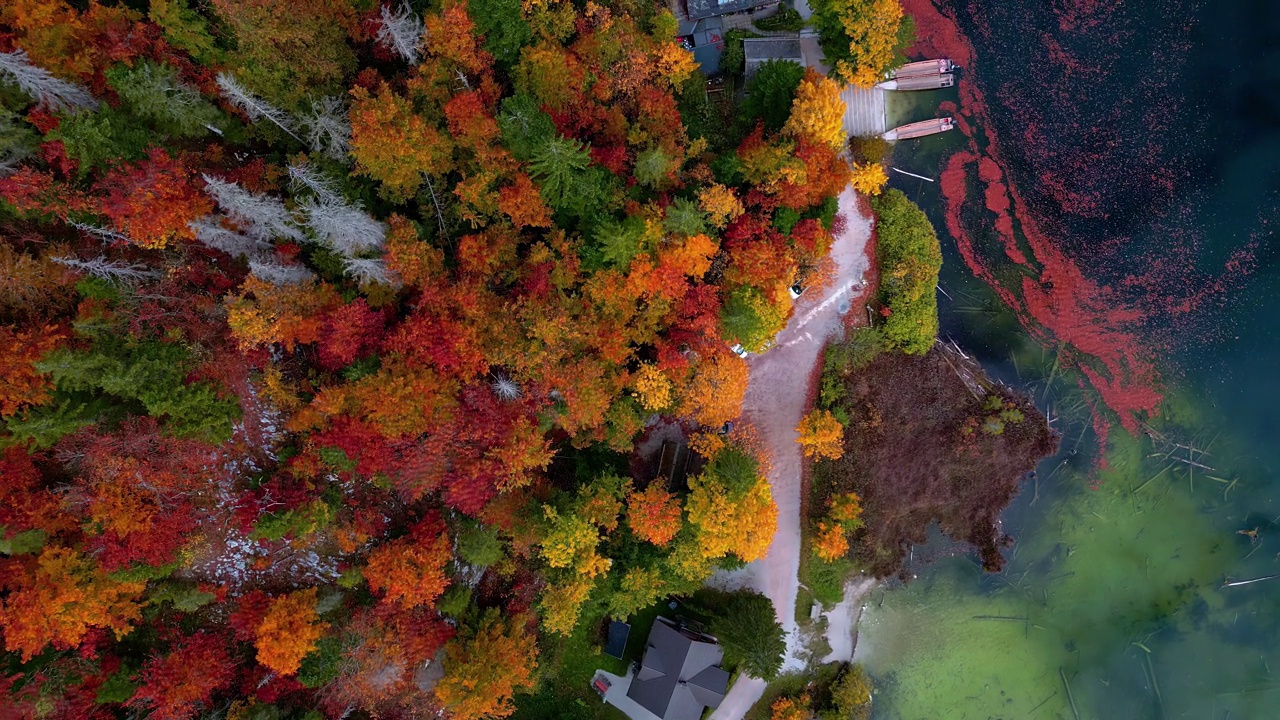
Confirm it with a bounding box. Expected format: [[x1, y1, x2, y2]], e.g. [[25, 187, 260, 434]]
[[840, 84, 888, 138]]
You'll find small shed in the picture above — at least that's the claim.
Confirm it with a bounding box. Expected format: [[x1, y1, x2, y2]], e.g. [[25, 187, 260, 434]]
[[605, 620, 631, 660], [743, 38, 804, 82]]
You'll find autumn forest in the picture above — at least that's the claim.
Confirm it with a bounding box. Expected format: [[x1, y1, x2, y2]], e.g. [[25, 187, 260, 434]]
[[0, 0, 947, 717]]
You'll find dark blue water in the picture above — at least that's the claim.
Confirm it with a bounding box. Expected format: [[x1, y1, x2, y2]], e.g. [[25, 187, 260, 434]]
[[856, 1, 1280, 717]]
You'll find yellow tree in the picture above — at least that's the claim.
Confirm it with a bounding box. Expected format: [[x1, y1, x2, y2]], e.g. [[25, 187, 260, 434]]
[[435, 610, 538, 720], [349, 83, 454, 202], [813, 0, 905, 88], [685, 475, 777, 562], [698, 184, 744, 227], [632, 363, 674, 411], [254, 589, 328, 675], [849, 161, 888, 196], [784, 70, 846, 151], [796, 409, 845, 460]]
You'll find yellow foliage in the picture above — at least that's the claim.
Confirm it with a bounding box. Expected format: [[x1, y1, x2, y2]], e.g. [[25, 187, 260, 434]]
[[698, 184, 745, 227], [784, 70, 847, 150], [654, 41, 697, 87], [665, 534, 714, 581], [796, 409, 845, 460], [539, 577, 593, 635], [827, 0, 905, 88], [849, 161, 888, 196], [539, 506, 610, 577], [685, 476, 777, 562], [632, 363, 674, 411]]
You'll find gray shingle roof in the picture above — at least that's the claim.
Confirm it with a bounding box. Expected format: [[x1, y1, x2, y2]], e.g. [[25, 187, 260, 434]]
[[626, 618, 729, 720], [685, 0, 771, 21], [743, 39, 803, 81]]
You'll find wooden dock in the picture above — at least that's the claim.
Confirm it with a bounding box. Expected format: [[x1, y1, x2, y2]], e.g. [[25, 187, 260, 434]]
[[876, 73, 954, 91], [889, 59, 955, 79], [882, 117, 955, 141], [840, 84, 888, 138]]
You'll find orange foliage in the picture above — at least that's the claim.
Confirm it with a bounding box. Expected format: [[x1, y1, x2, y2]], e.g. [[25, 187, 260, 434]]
[[0, 547, 146, 660], [384, 214, 446, 287], [99, 149, 213, 249], [499, 173, 553, 229], [771, 694, 811, 720], [0, 0, 136, 79], [364, 532, 452, 608], [434, 610, 538, 720], [682, 348, 749, 427], [812, 521, 850, 562], [349, 83, 454, 202], [253, 589, 328, 676], [226, 276, 341, 351], [424, 3, 494, 76], [626, 483, 683, 546], [0, 324, 63, 416], [796, 409, 845, 460], [659, 233, 719, 280]]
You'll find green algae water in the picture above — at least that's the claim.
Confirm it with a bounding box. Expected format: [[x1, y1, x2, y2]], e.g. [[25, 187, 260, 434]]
[[856, 1, 1280, 718]]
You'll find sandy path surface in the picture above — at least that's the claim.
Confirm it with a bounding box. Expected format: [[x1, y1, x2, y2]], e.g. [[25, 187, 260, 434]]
[[821, 577, 878, 663], [709, 185, 873, 720]]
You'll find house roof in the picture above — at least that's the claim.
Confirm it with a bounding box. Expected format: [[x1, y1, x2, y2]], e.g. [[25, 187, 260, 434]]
[[743, 39, 803, 81], [626, 618, 729, 720], [685, 0, 772, 21]]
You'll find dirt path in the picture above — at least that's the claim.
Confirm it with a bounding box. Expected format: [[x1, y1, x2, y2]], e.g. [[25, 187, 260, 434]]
[[709, 185, 873, 720]]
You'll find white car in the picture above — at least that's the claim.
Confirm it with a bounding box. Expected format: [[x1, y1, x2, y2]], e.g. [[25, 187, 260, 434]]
[[729, 343, 749, 358]]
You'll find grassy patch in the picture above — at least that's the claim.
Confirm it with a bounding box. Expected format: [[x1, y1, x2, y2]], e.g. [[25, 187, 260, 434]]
[[799, 547, 856, 607], [794, 586, 815, 625], [512, 598, 627, 720]]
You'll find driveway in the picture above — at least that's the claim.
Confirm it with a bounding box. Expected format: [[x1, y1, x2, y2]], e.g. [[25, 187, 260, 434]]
[[708, 184, 873, 719]]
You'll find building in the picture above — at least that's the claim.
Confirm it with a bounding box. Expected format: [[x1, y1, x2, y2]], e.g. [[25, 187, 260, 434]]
[[742, 37, 803, 81], [625, 617, 730, 720], [683, 0, 776, 21]]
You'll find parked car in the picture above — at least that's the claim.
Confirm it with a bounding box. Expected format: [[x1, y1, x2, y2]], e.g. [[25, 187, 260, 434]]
[[789, 282, 805, 300], [729, 343, 749, 358]]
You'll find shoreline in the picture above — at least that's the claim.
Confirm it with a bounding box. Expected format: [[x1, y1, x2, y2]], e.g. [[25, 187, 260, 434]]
[[708, 183, 875, 720]]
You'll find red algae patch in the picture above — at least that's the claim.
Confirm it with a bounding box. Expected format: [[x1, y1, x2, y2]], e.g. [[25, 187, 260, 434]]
[[901, 0, 1165, 448]]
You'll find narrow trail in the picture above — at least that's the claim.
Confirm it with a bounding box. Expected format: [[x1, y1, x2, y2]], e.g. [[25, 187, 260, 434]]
[[709, 185, 873, 720]]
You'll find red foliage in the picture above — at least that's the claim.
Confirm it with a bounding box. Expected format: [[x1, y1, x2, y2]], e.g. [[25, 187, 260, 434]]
[[0, 447, 72, 542], [317, 299, 384, 371], [129, 633, 236, 720], [98, 149, 213, 249]]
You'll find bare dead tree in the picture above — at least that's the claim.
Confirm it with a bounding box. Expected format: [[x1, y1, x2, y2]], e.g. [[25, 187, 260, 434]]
[[51, 256, 162, 283], [376, 2, 425, 64], [215, 73, 302, 143], [0, 50, 98, 112], [299, 95, 352, 161], [201, 175, 305, 243]]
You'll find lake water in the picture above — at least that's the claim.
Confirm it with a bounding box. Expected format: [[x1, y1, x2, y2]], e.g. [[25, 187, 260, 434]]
[[854, 1, 1280, 718]]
